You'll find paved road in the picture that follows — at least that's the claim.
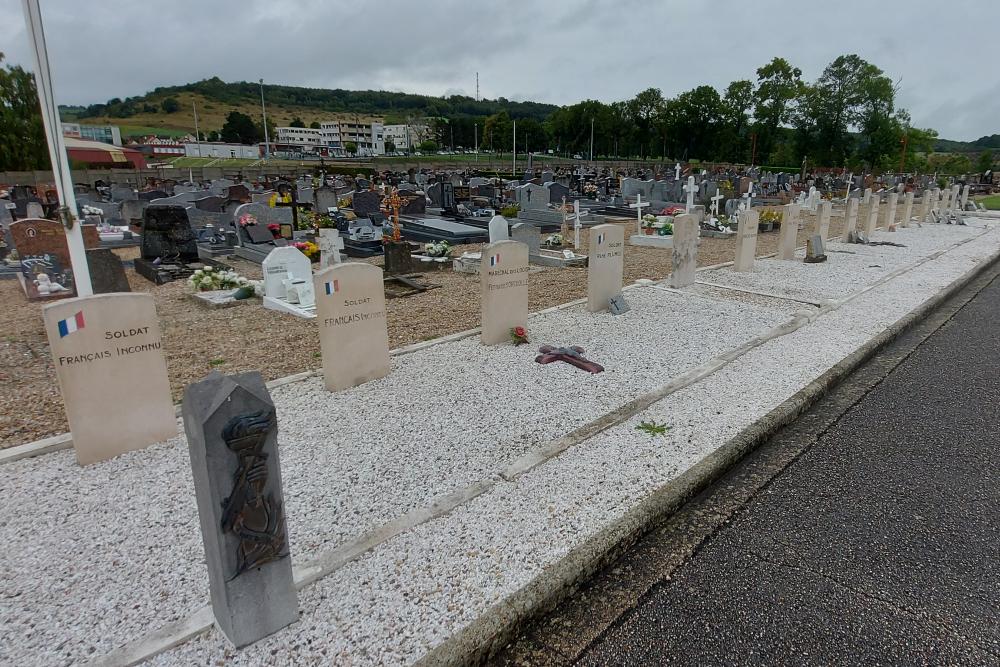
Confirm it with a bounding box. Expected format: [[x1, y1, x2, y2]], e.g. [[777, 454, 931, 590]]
[[496, 265, 1000, 666]]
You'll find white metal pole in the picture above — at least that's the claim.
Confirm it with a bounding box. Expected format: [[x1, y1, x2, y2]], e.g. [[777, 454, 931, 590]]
[[259, 78, 270, 160], [474, 124, 478, 164], [21, 0, 92, 296]]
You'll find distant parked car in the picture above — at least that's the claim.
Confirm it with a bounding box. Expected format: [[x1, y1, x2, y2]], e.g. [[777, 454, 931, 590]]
[[573, 153, 583, 159]]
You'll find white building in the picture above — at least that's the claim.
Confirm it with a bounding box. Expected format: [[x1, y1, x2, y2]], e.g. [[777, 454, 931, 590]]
[[383, 123, 431, 152], [319, 120, 384, 157], [275, 127, 324, 152], [183, 142, 260, 159], [62, 123, 122, 146]]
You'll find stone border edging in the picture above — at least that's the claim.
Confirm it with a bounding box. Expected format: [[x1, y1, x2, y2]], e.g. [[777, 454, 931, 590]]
[[415, 238, 1000, 666]]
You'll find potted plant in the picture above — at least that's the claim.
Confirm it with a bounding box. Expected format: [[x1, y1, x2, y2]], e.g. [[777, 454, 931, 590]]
[[642, 214, 657, 235], [655, 221, 674, 236]]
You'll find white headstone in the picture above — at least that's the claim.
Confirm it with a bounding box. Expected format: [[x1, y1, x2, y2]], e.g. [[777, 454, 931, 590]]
[[777, 205, 800, 261], [43, 293, 177, 465], [318, 228, 344, 268], [815, 200, 832, 240], [885, 192, 899, 231], [669, 214, 699, 288], [586, 224, 625, 312], [262, 247, 312, 300], [841, 198, 860, 242], [733, 209, 760, 272], [488, 214, 510, 243], [960, 184, 970, 209], [864, 199, 880, 236], [314, 263, 390, 391], [900, 191, 914, 228], [480, 240, 529, 345]]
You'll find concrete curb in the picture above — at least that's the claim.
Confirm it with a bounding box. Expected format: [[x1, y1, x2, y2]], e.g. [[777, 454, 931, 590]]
[[417, 240, 1000, 666]]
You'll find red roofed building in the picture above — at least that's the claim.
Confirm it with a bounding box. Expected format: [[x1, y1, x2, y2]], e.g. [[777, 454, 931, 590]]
[[64, 136, 147, 169]]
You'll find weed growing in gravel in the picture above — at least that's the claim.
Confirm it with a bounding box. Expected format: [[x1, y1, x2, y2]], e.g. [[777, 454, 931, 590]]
[[635, 420, 671, 436], [208, 358, 226, 367]]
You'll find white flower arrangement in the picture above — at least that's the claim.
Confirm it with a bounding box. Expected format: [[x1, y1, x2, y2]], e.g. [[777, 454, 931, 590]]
[[187, 266, 254, 292], [423, 240, 451, 258], [544, 233, 564, 246], [81, 205, 103, 217], [642, 213, 657, 223]]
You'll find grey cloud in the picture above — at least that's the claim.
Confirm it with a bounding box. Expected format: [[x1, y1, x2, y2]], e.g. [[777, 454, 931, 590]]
[[0, 0, 996, 140]]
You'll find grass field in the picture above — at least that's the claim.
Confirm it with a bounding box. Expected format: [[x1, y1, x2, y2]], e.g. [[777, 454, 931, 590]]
[[977, 195, 1000, 210]]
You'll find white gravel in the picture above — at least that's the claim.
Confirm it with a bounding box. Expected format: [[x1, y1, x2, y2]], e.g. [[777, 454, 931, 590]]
[[700, 224, 985, 302], [3, 221, 997, 666]]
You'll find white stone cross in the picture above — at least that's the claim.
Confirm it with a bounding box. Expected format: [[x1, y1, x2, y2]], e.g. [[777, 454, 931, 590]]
[[674, 163, 681, 180], [568, 199, 590, 249], [684, 176, 697, 213], [844, 173, 853, 201], [629, 193, 650, 235], [318, 228, 344, 268], [710, 191, 725, 219]]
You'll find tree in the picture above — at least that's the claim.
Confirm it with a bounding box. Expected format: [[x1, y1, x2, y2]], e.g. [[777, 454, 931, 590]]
[[385, 140, 396, 154], [220, 110, 259, 144], [721, 80, 754, 162], [207, 130, 220, 142], [976, 150, 994, 173], [289, 116, 305, 128], [309, 120, 321, 129], [0, 53, 49, 171], [344, 141, 358, 155], [627, 87, 665, 158], [418, 139, 439, 152], [752, 57, 804, 162], [161, 96, 180, 113], [483, 110, 512, 155]]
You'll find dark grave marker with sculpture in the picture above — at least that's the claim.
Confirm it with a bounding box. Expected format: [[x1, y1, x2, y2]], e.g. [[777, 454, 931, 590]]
[[182, 371, 298, 647]]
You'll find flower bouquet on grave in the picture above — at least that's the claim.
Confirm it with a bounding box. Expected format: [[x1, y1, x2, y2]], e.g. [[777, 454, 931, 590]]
[[510, 326, 529, 346], [758, 209, 782, 231], [238, 213, 258, 227], [654, 221, 674, 236], [188, 266, 252, 292], [543, 233, 564, 248], [423, 240, 451, 258], [293, 240, 320, 262], [267, 223, 281, 238]]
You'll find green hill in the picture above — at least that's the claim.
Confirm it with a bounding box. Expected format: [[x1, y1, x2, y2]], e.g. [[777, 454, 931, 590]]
[[60, 77, 559, 139]]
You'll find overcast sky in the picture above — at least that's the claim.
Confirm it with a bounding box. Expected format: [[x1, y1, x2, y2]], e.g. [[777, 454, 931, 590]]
[[1, 0, 996, 141]]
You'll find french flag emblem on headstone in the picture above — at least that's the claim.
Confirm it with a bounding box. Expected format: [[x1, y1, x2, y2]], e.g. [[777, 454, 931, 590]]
[[489, 253, 501, 267], [324, 280, 340, 295], [57, 311, 85, 338]]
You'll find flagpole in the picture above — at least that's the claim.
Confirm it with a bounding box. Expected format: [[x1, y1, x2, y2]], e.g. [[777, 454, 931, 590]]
[[21, 0, 92, 296]]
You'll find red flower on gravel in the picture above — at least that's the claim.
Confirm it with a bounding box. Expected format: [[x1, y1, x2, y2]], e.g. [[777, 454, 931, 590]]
[[514, 326, 527, 337]]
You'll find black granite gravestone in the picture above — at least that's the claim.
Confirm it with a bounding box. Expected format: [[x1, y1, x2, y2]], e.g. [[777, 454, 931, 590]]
[[86, 248, 131, 293]]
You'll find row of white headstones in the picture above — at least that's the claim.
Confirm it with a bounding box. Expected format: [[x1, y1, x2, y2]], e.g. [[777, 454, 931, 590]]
[[40, 212, 699, 466], [41, 184, 965, 466]]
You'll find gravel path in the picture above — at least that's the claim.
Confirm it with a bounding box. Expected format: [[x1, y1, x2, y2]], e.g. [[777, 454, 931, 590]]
[[2, 219, 993, 666], [0, 213, 849, 449], [150, 223, 1000, 666]]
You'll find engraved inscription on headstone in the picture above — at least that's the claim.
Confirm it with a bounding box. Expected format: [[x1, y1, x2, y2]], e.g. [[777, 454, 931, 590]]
[[314, 263, 390, 391], [480, 240, 529, 345], [587, 224, 624, 312], [43, 293, 176, 465]]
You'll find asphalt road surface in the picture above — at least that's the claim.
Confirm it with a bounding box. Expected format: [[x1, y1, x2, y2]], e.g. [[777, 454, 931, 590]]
[[495, 263, 1000, 666]]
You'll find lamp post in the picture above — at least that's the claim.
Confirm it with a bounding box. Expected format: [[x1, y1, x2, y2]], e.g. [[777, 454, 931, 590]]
[[589, 117, 594, 162], [259, 78, 270, 160]]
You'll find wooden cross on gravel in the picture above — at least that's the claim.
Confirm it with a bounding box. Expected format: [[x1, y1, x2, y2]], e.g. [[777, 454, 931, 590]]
[[534, 345, 604, 373]]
